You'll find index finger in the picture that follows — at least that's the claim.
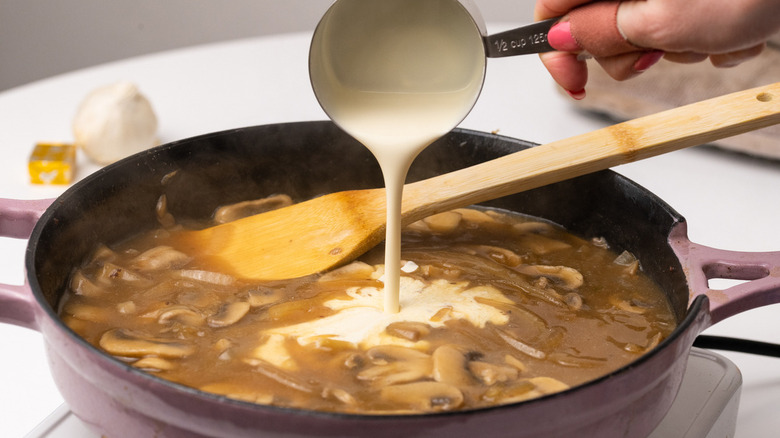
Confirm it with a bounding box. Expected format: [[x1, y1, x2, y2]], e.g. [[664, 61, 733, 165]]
[[534, 0, 594, 20]]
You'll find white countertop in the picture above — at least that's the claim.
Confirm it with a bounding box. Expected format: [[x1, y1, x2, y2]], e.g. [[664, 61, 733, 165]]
[[1, 29, 778, 437]]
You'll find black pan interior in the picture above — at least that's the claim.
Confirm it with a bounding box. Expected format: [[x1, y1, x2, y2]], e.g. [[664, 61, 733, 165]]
[[28, 121, 690, 323]]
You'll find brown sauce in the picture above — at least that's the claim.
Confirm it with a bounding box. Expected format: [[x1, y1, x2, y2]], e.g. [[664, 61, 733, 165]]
[[59, 200, 676, 414]]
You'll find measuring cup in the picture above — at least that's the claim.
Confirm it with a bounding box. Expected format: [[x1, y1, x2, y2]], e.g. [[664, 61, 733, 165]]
[[308, 0, 571, 312], [308, 0, 561, 135]]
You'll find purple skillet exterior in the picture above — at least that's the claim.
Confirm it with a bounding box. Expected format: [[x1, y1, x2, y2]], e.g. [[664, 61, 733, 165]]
[[1, 123, 778, 437]]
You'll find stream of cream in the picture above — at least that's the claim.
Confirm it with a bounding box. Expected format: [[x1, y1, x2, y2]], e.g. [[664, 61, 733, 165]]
[[310, 0, 485, 312]]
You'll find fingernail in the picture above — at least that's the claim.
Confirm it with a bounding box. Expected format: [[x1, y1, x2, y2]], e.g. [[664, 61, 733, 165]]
[[548, 21, 581, 52], [566, 88, 586, 100], [633, 50, 665, 72]]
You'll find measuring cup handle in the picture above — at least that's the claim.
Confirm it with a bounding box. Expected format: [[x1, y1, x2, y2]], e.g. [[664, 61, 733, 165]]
[[485, 1, 642, 59], [0, 198, 53, 330], [484, 17, 558, 57], [670, 222, 780, 325]]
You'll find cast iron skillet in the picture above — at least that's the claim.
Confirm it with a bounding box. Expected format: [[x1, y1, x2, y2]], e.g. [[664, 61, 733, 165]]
[[1, 121, 779, 437]]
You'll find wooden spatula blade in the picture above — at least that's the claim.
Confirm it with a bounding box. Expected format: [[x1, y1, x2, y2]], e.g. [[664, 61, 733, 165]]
[[174, 188, 387, 280]]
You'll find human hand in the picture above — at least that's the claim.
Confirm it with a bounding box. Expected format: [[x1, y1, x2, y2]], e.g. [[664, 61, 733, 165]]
[[536, 0, 780, 99]]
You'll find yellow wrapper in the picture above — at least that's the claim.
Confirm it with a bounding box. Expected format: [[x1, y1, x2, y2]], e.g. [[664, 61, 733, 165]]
[[29, 143, 77, 185]]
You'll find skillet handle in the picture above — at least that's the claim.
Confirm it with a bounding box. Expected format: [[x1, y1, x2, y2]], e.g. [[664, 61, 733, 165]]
[[0, 198, 52, 330], [669, 223, 780, 325]]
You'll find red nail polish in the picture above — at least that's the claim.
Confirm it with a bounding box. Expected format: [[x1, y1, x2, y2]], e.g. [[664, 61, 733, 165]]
[[548, 21, 581, 52], [567, 88, 586, 100], [633, 50, 665, 72]]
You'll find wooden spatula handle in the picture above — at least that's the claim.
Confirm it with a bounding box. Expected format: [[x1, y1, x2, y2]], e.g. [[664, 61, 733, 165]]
[[402, 82, 780, 222]]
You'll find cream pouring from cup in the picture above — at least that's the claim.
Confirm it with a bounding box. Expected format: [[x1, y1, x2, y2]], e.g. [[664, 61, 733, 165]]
[[308, 0, 559, 313]]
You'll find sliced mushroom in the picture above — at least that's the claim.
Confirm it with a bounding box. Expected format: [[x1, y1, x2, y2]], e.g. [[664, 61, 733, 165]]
[[158, 305, 206, 326], [130, 245, 192, 271], [358, 346, 433, 386], [90, 244, 119, 262], [429, 306, 454, 323], [609, 295, 651, 314], [562, 292, 583, 310], [318, 261, 375, 282], [155, 194, 176, 228], [213, 194, 293, 224], [177, 269, 235, 286], [528, 376, 570, 394], [339, 352, 366, 370], [432, 345, 474, 387], [423, 211, 462, 233], [418, 264, 463, 280], [214, 338, 233, 359], [61, 302, 114, 323], [97, 262, 148, 284], [515, 265, 584, 290], [358, 345, 433, 386], [485, 376, 570, 405], [247, 287, 285, 307], [69, 271, 104, 297], [615, 331, 664, 354], [99, 328, 196, 358], [366, 345, 431, 363], [503, 355, 528, 373], [385, 321, 431, 342], [321, 386, 357, 406], [207, 301, 251, 328], [358, 360, 433, 386], [482, 378, 536, 404], [452, 208, 496, 224], [160, 169, 178, 185], [468, 361, 519, 385], [380, 381, 464, 412], [404, 219, 430, 233], [132, 357, 176, 371]]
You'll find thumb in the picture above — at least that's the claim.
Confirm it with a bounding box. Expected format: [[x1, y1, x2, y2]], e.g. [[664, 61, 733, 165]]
[[617, 0, 780, 53], [566, 1, 640, 57], [562, 1, 664, 80]]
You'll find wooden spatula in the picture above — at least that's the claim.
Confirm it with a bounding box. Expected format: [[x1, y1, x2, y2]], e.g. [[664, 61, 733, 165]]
[[174, 82, 780, 281]]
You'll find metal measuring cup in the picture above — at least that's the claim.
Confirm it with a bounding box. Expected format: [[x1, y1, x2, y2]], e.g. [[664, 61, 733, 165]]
[[308, 0, 561, 127]]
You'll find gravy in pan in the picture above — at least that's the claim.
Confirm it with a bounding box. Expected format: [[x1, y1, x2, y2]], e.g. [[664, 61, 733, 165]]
[[59, 197, 676, 414]]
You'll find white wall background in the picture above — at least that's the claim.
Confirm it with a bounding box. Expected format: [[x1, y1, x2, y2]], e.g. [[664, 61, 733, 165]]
[[0, 0, 536, 92]]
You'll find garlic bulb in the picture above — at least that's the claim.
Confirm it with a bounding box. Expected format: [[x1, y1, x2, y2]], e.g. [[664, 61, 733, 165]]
[[72, 81, 158, 165]]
